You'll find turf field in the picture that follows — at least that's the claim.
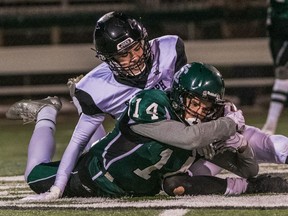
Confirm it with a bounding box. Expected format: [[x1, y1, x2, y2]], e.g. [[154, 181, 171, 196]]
[[1, 107, 288, 215]]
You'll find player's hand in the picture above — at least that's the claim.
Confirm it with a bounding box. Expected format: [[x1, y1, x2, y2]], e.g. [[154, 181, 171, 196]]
[[20, 185, 62, 201], [67, 74, 84, 98], [67, 75, 84, 115], [213, 133, 248, 153], [197, 144, 216, 160], [224, 103, 245, 133]]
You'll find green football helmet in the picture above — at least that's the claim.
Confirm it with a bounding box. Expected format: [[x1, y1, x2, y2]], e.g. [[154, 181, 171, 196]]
[[170, 62, 225, 124]]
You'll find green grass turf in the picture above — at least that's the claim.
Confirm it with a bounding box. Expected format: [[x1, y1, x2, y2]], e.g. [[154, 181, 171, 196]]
[[0, 113, 116, 176], [1, 108, 288, 215]]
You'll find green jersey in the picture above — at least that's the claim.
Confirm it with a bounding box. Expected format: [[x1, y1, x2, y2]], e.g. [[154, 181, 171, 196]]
[[88, 89, 196, 197]]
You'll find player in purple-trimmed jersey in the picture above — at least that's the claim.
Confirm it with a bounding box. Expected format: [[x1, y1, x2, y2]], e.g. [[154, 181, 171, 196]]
[[6, 11, 187, 200]]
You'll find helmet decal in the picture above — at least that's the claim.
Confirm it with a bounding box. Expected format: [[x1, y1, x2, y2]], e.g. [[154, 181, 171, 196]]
[[174, 63, 192, 83], [117, 37, 135, 51], [202, 90, 222, 101], [93, 11, 152, 80]]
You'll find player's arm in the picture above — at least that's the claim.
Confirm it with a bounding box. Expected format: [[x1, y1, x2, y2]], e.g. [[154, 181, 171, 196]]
[[209, 144, 258, 178], [126, 89, 237, 150], [54, 113, 105, 191], [131, 118, 236, 150], [53, 88, 106, 195]]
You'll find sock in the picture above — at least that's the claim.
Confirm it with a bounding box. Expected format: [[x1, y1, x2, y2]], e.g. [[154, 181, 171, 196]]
[[263, 102, 283, 133], [224, 177, 248, 196], [24, 106, 58, 181], [263, 79, 288, 133], [35, 106, 58, 131]]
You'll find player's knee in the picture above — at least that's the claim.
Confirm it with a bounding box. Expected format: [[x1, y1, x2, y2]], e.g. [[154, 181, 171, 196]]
[[162, 175, 187, 196], [270, 135, 288, 164]]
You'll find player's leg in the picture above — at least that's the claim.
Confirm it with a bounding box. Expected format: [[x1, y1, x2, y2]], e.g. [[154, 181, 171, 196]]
[[5, 96, 62, 181], [162, 173, 288, 196], [244, 125, 288, 164], [262, 77, 288, 134], [262, 37, 288, 135], [24, 160, 96, 197], [163, 173, 227, 195], [189, 159, 223, 176]]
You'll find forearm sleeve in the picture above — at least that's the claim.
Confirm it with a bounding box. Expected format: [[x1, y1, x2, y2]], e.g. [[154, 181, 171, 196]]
[[54, 113, 105, 192], [130, 117, 237, 150]]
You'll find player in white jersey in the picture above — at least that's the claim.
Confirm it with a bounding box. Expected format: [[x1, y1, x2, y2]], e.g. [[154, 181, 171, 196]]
[[6, 11, 188, 200]]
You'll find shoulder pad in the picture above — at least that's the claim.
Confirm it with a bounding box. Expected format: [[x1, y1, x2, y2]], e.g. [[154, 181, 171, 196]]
[[128, 89, 172, 123]]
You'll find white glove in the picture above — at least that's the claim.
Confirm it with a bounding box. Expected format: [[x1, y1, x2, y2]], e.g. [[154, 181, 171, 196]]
[[21, 185, 62, 202], [67, 74, 84, 98], [197, 144, 216, 160], [67, 74, 84, 115], [213, 133, 248, 153], [224, 103, 245, 133]]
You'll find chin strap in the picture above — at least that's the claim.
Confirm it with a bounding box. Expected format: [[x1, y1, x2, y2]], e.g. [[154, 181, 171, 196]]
[[185, 117, 201, 125]]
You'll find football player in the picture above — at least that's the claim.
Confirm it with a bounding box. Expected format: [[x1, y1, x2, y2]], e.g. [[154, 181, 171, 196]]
[[262, 0, 288, 135], [6, 11, 188, 199], [7, 62, 288, 199]]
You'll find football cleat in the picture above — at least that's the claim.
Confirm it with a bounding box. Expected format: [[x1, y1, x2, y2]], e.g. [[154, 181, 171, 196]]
[[246, 174, 288, 194], [5, 96, 62, 124]]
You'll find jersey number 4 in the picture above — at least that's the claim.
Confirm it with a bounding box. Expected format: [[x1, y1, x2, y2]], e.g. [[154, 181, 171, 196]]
[[132, 98, 159, 120]]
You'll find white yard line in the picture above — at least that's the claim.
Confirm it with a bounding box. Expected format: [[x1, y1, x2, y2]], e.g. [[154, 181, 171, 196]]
[[0, 176, 24, 181], [0, 164, 288, 209], [159, 209, 189, 216], [0, 194, 288, 209]]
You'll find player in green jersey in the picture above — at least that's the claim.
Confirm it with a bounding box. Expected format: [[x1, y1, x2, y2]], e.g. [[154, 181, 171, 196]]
[[6, 62, 288, 200], [262, 0, 288, 134]]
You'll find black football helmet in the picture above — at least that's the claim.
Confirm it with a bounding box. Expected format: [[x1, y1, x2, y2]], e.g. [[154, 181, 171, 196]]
[[93, 11, 152, 79], [170, 62, 226, 124]]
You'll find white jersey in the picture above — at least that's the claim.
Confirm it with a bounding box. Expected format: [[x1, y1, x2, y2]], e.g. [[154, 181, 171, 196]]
[[75, 35, 186, 119], [54, 35, 187, 191]]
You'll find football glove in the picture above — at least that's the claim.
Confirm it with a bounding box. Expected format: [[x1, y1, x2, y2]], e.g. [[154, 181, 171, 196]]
[[67, 74, 84, 115], [224, 103, 245, 133], [21, 185, 62, 201], [197, 144, 216, 160], [213, 132, 248, 153], [67, 74, 84, 98]]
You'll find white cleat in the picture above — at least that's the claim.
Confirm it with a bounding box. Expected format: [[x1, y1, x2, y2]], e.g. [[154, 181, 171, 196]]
[[5, 96, 62, 124]]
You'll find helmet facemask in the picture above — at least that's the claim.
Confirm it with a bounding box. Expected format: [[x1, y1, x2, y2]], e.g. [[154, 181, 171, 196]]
[[170, 62, 226, 125], [171, 87, 225, 126], [184, 94, 210, 125]]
